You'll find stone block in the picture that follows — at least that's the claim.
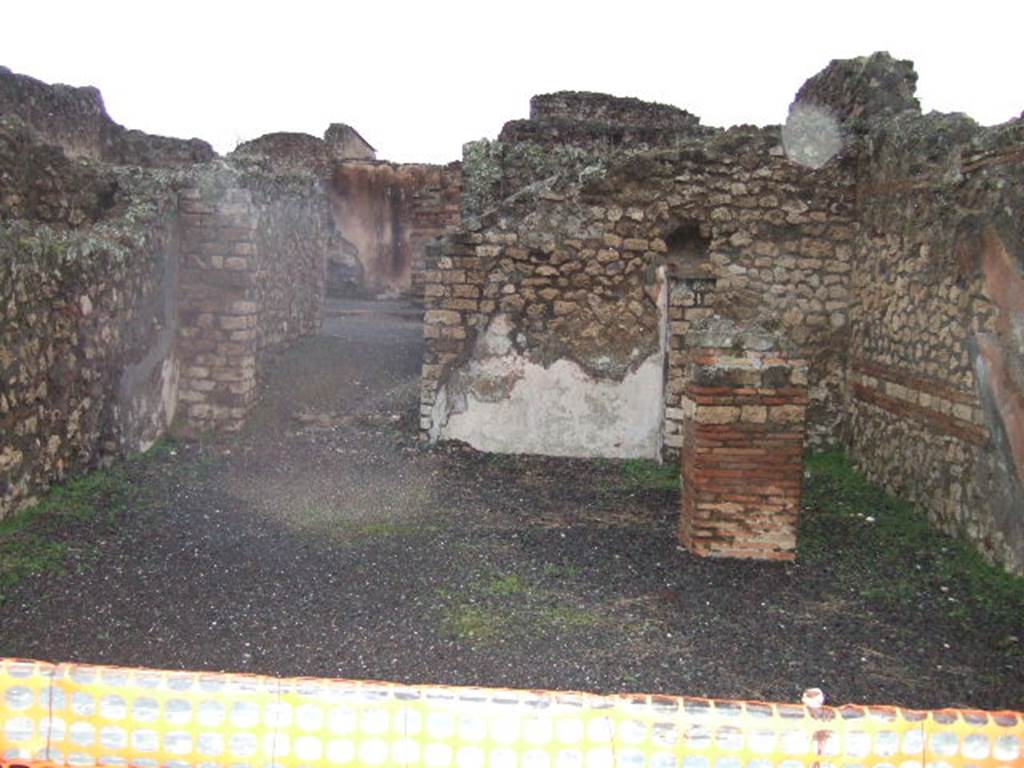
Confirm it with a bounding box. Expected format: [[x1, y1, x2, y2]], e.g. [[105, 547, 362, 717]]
[[441, 299, 479, 312], [741, 405, 768, 423], [695, 406, 741, 424], [768, 405, 804, 423]]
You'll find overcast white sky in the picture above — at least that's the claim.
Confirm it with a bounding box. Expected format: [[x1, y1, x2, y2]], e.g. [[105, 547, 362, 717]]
[[3, 1, 1021, 164]]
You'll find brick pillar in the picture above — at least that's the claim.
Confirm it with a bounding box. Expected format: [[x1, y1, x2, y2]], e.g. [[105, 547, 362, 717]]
[[679, 320, 808, 561], [175, 186, 259, 434]]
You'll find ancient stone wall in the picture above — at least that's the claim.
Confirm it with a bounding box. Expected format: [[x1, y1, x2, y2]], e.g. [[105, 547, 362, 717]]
[[777, 51, 1024, 573], [174, 169, 334, 435], [2, 165, 334, 510], [246, 176, 334, 354], [0, 167, 182, 517], [422, 126, 855, 459], [1, 62, 455, 519], [232, 133, 461, 299], [423, 53, 1024, 571], [463, 92, 716, 220], [460, 139, 593, 221], [329, 161, 461, 298], [323, 123, 376, 161], [174, 184, 259, 433], [843, 108, 1024, 573], [1, 69, 340, 515], [0, 66, 214, 168], [407, 163, 463, 300], [529, 92, 704, 128], [232, 133, 335, 175], [500, 92, 714, 153], [0, 116, 119, 226]]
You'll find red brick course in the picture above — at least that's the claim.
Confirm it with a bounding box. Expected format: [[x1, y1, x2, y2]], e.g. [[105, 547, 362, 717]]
[[851, 382, 988, 447]]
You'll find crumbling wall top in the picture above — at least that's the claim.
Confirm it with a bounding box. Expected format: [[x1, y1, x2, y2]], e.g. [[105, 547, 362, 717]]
[[0, 115, 119, 227], [791, 51, 920, 127], [231, 131, 332, 175], [324, 123, 376, 160], [0, 65, 109, 157], [0, 65, 215, 168], [230, 125, 381, 175], [529, 91, 703, 130], [500, 90, 717, 151]]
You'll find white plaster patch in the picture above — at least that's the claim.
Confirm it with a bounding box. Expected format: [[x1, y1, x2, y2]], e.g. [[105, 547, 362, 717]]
[[134, 355, 180, 453], [429, 384, 450, 444], [440, 353, 664, 459], [160, 355, 180, 429], [476, 313, 515, 357]]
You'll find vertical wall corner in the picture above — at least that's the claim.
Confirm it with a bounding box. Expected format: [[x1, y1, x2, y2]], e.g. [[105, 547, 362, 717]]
[[174, 185, 260, 435]]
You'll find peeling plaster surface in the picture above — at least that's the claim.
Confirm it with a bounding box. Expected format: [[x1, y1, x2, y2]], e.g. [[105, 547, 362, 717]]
[[439, 352, 664, 459], [978, 227, 1024, 484], [973, 348, 1024, 573], [971, 226, 1024, 569]]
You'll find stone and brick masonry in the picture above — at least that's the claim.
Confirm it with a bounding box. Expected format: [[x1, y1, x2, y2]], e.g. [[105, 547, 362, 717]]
[[232, 131, 461, 300], [422, 94, 854, 461], [0, 180, 181, 515], [773, 53, 1024, 572], [421, 53, 1023, 571], [679, 321, 808, 560], [174, 171, 335, 434], [329, 161, 461, 298], [2, 55, 1022, 572], [0, 67, 336, 515], [0, 65, 459, 519]]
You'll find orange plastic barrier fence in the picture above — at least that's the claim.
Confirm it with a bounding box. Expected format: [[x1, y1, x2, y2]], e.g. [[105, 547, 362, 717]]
[[0, 659, 1021, 768]]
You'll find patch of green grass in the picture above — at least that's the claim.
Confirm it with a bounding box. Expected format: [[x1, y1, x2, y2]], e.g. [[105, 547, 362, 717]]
[[0, 466, 131, 537], [619, 459, 680, 491], [0, 463, 143, 602], [437, 568, 601, 648], [484, 572, 527, 596], [537, 604, 599, 631], [801, 448, 1024, 634], [445, 603, 508, 643], [0, 536, 68, 599]]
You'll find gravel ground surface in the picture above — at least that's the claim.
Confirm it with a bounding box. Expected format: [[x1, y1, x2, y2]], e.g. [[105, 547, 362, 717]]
[[1, 299, 1020, 710]]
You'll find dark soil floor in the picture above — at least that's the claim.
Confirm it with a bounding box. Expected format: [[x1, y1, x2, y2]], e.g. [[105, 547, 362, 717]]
[[1, 299, 1020, 711]]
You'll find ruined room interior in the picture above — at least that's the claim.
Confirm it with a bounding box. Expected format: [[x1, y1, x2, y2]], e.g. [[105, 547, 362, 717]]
[[1, 48, 1023, 767]]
